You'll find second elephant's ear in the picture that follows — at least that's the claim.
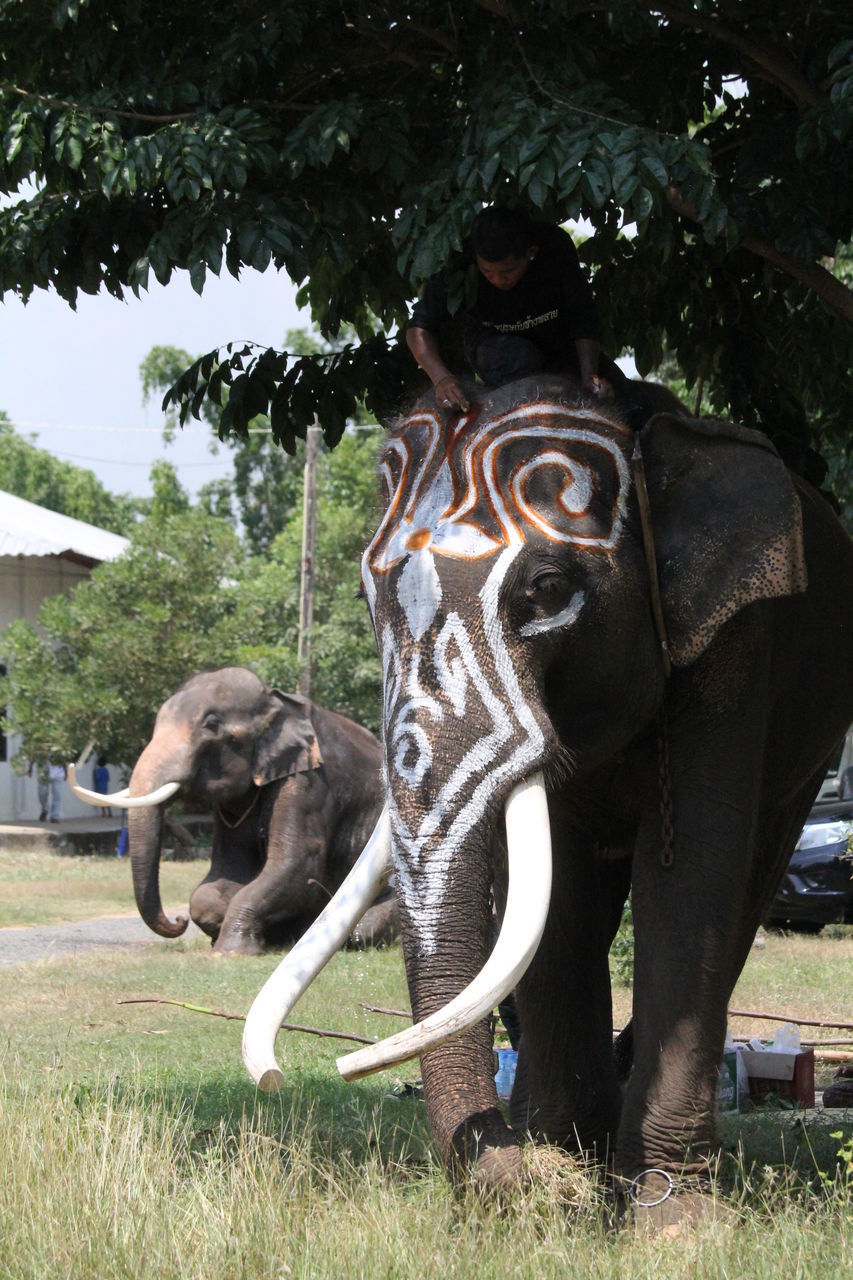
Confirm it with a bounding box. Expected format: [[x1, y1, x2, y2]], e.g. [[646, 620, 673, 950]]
[[253, 690, 323, 786], [640, 413, 807, 668]]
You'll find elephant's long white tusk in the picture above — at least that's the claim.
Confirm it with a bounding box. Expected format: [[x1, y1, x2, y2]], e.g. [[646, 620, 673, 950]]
[[337, 771, 552, 1082], [242, 807, 392, 1092], [67, 763, 180, 808]]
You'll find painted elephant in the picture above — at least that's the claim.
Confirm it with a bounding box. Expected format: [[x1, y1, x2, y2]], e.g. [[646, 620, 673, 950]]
[[70, 668, 397, 954], [242, 375, 853, 1222]]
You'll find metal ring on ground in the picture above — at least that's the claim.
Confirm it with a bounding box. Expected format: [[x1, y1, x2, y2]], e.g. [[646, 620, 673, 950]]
[[628, 1168, 674, 1207]]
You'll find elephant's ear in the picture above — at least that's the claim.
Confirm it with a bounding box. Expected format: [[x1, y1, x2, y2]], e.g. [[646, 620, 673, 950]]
[[252, 690, 323, 786], [640, 413, 807, 668]]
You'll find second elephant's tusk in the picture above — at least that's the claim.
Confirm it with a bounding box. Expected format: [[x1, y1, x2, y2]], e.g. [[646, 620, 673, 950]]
[[242, 807, 392, 1092], [67, 764, 180, 808], [337, 771, 552, 1081]]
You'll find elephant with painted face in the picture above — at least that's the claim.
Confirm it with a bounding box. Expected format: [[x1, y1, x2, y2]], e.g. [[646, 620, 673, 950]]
[[243, 376, 853, 1223], [70, 668, 396, 954]]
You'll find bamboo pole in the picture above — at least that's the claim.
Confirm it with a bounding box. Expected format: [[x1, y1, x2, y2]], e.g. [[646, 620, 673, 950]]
[[727, 1008, 853, 1032]]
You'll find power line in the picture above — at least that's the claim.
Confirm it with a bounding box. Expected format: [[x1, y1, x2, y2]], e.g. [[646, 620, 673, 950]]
[[11, 419, 221, 435], [11, 418, 278, 435], [45, 448, 233, 469]]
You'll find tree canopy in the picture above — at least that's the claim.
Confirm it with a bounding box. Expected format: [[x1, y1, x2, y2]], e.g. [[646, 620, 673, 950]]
[[1, 2, 851, 480], [0, 412, 141, 533], [0, 426, 384, 770], [1, 506, 246, 768]]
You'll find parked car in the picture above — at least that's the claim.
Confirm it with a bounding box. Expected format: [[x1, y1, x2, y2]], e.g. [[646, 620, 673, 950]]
[[766, 798, 853, 931], [817, 726, 853, 800]]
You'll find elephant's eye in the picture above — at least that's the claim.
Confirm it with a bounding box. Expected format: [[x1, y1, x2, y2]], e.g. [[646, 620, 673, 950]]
[[202, 713, 222, 734], [528, 571, 565, 601], [519, 571, 585, 638]]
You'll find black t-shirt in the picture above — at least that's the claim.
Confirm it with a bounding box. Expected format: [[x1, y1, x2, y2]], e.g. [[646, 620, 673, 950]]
[[408, 222, 601, 366]]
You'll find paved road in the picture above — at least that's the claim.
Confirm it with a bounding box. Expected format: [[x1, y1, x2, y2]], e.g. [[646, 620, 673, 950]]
[[0, 915, 200, 967]]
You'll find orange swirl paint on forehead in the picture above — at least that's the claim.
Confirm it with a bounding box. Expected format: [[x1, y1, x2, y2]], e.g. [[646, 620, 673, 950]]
[[366, 402, 632, 595]]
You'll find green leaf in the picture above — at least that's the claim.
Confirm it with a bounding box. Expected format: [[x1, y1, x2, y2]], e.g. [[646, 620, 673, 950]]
[[189, 259, 207, 295], [639, 153, 669, 188]]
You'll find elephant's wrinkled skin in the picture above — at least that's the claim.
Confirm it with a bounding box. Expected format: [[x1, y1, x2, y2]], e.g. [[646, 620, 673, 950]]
[[128, 668, 395, 954], [360, 374, 853, 1214]]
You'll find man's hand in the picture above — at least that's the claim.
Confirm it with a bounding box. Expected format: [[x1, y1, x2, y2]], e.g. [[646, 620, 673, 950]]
[[434, 373, 470, 413], [576, 338, 614, 400], [582, 372, 614, 400], [406, 327, 470, 412]]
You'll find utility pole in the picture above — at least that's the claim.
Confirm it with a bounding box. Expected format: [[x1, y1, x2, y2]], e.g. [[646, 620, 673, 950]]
[[297, 420, 321, 698]]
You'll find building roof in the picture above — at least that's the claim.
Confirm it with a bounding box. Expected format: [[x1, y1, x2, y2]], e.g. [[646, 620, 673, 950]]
[[0, 489, 130, 567]]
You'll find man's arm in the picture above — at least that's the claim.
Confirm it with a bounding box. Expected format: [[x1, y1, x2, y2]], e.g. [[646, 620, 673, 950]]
[[406, 326, 470, 412], [575, 337, 605, 396], [552, 227, 610, 397]]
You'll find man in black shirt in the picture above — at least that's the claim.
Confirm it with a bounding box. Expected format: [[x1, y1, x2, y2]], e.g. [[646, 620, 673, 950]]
[[406, 207, 625, 412]]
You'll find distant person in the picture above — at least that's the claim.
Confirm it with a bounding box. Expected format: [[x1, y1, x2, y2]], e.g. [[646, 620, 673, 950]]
[[28, 760, 50, 821], [406, 206, 626, 412], [47, 758, 66, 823], [116, 811, 129, 858], [93, 755, 112, 817]]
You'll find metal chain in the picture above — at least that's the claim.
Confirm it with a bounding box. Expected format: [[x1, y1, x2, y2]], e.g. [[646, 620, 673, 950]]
[[657, 707, 675, 867]]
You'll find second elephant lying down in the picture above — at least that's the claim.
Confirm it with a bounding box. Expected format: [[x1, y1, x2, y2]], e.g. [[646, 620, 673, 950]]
[[71, 668, 396, 954]]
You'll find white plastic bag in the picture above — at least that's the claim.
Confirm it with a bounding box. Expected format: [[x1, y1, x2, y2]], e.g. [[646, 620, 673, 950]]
[[770, 1022, 801, 1054]]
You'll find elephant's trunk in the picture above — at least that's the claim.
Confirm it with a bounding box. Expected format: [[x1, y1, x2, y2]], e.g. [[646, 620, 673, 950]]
[[127, 740, 188, 939], [339, 773, 552, 1078]]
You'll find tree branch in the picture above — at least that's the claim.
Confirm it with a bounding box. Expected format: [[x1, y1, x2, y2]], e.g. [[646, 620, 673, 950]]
[[119, 996, 377, 1044], [651, 3, 821, 109], [665, 184, 853, 323], [0, 82, 196, 124]]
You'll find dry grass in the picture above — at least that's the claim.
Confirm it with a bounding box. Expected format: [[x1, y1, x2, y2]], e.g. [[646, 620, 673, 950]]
[[0, 845, 205, 928], [1, 850, 852, 1277]]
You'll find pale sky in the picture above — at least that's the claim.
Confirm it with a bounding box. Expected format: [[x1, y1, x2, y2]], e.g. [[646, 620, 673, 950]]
[[0, 223, 637, 507], [0, 266, 307, 500]]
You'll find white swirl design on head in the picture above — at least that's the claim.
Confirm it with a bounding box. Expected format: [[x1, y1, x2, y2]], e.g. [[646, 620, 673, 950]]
[[384, 548, 546, 954], [363, 402, 628, 952], [390, 650, 443, 789]]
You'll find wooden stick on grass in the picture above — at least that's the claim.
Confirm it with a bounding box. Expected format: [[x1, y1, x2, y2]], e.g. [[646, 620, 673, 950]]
[[360, 1002, 411, 1019], [119, 997, 377, 1045], [728, 1008, 853, 1032]]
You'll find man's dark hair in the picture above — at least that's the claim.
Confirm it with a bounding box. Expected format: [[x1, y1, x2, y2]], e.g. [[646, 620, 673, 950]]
[[471, 207, 534, 261]]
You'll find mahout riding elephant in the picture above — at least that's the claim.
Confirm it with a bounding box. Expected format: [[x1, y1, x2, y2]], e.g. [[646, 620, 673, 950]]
[[70, 667, 397, 954], [242, 375, 853, 1224]]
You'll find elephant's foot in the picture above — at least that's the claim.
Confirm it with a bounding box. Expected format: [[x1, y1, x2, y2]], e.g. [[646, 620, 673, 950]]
[[211, 928, 266, 956], [346, 897, 400, 949], [611, 1166, 730, 1234], [212, 904, 269, 955]]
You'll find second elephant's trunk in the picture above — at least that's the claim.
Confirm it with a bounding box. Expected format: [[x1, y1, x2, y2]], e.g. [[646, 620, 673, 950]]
[[127, 742, 188, 938]]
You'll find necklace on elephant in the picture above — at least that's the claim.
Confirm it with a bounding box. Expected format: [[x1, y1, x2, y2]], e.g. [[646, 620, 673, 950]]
[[217, 787, 261, 829]]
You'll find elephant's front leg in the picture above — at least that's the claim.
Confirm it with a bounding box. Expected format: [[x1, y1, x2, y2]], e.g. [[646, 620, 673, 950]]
[[189, 828, 262, 944], [513, 825, 630, 1156], [213, 775, 328, 955], [619, 641, 770, 1219]]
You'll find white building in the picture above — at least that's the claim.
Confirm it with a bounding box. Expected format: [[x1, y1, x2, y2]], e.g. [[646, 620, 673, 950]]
[[0, 490, 129, 821]]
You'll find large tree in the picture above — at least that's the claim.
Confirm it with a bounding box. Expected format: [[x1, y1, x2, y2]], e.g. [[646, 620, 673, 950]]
[[0, 428, 385, 768], [1, 2, 851, 480], [0, 507, 248, 768], [0, 413, 141, 533]]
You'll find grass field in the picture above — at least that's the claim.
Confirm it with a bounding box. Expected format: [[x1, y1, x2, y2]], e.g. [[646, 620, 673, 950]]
[[0, 844, 204, 928], [1, 847, 851, 1278]]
